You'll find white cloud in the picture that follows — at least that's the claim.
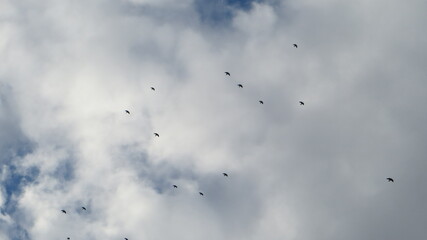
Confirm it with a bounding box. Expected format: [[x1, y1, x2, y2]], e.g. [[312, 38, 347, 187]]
[[1, 0, 427, 239]]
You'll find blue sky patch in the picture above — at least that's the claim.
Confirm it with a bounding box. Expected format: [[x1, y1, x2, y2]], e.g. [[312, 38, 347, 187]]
[[194, 0, 261, 25]]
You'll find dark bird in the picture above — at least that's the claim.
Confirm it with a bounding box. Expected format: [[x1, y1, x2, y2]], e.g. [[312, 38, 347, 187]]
[[154, 133, 159, 137], [293, 44, 298, 48], [125, 238, 128, 240], [82, 207, 86, 210], [173, 185, 178, 188], [199, 192, 204, 196], [223, 173, 228, 177], [125, 110, 130, 114], [67, 238, 70, 240], [225, 72, 230, 76], [61, 210, 66, 214], [387, 178, 394, 182], [299, 101, 304, 105], [259, 100, 264, 104], [238, 84, 243, 88], [151, 87, 155, 91]]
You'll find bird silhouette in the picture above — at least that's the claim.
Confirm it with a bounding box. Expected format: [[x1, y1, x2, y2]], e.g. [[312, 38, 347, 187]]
[[67, 238, 70, 240], [125, 110, 130, 114], [61, 210, 66, 214], [223, 173, 228, 177], [238, 84, 243, 88], [299, 101, 304, 105], [199, 192, 204, 196], [125, 238, 128, 240], [387, 178, 394, 182], [293, 44, 298, 48], [259, 100, 264, 104], [225, 72, 230, 76], [82, 207, 86, 210], [151, 87, 155, 91], [173, 185, 178, 188], [154, 133, 159, 137]]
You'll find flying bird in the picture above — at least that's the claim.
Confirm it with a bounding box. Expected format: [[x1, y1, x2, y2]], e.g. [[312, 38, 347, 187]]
[[387, 178, 394, 182], [238, 84, 243, 88], [151, 87, 155, 91], [173, 185, 178, 188], [82, 207, 86, 210], [61, 210, 66, 214], [67, 238, 70, 240], [225, 72, 230, 76], [125, 110, 130, 114], [154, 133, 159, 137], [199, 192, 204, 196], [293, 44, 298, 48], [299, 101, 304, 105], [125, 238, 128, 240], [259, 100, 264, 104]]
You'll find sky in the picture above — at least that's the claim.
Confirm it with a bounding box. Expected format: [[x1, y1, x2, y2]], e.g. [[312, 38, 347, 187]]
[[1, 0, 427, 239]]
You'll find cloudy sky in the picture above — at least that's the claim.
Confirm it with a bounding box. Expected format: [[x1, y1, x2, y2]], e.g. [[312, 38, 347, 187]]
[[1, 0, 427, 239]]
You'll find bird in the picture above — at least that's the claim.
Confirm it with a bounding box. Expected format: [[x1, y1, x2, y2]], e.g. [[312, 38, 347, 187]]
[[67, 238, 70, 240], [225, 72, 230, 76], [173, 185, 178, 188], [151, 87, 155, 91], [154, 133, 159, 137], [125, 110, 130, 114], [82, 207, 86, 210], [387, 178, 394, 182], [199, 192, 204, 196], [259, 100, 264, 104], [238, 84, 243, 88], [125, 238, 128, 240], [293, 44, 298, 48], [223, 173, 228, 177], [61, 210, 66, 214], [299, 101, 304, 105]]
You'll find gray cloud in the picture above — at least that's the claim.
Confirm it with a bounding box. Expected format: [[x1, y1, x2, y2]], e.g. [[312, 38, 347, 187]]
[[0, 0, 427, 239]]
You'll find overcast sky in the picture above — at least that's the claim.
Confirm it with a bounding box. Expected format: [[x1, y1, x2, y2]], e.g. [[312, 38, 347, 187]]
[[1, 0, 427, 239]]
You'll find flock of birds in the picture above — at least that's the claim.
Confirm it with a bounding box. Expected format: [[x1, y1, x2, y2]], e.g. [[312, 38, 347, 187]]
[[59, 43, 394, 240]]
